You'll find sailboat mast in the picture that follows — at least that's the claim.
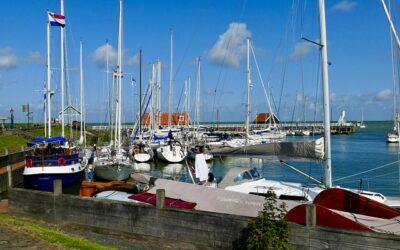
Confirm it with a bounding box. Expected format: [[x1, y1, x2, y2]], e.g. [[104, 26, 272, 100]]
[[168, 29, 173, 128], [387, 1, 398, 130], [318, 0, 332, 188], [106, 40, 113, 140], [79, 40, 83, 142], [60, 0, 65, 137], [46, 14, 52, 137], [245, 38, 251, 141], [116, 0, 123, 150], [381, 0, 400, 50], [196, 58, 201, 130], [139, 49, 142, 140]]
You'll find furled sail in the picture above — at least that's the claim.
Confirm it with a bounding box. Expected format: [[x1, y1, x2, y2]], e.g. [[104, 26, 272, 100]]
[[210, 138, 324, 160]]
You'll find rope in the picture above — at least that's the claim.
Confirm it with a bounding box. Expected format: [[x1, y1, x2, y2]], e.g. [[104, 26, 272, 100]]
[[334, 160, 400, 182]]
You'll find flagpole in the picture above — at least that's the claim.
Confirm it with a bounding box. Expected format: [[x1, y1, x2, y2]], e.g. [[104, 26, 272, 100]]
[[60, 0, 65, 137], [47, 17, 52, 137]]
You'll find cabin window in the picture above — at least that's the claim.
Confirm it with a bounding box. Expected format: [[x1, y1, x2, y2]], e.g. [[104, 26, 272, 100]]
[[249, 168, 260, 179]]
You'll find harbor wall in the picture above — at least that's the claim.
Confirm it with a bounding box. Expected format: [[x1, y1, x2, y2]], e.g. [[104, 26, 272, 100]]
[[8, 187, 400, 249], [0, 150, 27, 193]]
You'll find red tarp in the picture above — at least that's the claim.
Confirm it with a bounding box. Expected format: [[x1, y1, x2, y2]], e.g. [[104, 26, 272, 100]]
[[129, 192, 196, 210], [285, 204, 373, 232], [285, 188, 400, 232], [314, 188, 400, 219]]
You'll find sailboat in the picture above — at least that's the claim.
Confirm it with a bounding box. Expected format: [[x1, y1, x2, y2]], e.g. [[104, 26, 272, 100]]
[[384, 1, 400, 143], [356, 107, 366, 129], [222, 0, 393, 205], [156, 29, 187, 163], [23, 1, 84, 191], [94, 0, 132, 180], [132, 49, 153, 163]]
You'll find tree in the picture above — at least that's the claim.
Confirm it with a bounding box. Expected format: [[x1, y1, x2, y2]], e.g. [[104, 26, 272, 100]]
[[246, 189, 292, 250]]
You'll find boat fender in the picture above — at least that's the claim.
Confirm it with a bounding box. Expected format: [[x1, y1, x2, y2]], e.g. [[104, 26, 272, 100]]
[[57, 157, 67, 166], [26, 158, 33, 167]]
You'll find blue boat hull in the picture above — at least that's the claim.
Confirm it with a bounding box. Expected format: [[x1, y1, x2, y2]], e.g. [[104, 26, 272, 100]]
[[24, 170, 84, 192]]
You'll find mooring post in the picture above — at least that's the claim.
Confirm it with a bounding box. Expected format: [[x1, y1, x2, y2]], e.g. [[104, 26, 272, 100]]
[[6, 165, 12, 188], [53, 179, 62, 195], [305, 202, 316, 227], [4, 149, 8, 156], [156, 189, 165, 209]]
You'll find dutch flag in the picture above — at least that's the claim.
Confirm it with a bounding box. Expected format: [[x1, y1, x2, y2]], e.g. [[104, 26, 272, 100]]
[[48, 12, 65, 27]]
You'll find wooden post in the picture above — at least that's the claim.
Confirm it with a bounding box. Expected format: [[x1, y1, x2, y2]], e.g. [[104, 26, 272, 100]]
[[21, 146, 24, 152], [53, 179, 62, 195], [156, 189, 165, 209], [306, 203, 316, 227], [4, 149, 8, 156], [6, 165, 12, 188]]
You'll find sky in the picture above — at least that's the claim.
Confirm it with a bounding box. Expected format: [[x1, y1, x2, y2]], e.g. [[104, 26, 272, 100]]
[[0, 0, 399, 123]]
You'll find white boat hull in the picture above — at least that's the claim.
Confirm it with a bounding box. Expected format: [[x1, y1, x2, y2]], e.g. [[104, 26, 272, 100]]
[[134, 153, 152, 163], [156, 145, 187, 163]]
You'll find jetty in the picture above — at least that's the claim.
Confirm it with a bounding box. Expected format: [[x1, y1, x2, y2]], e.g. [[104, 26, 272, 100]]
[[90, 122, 356, 135]]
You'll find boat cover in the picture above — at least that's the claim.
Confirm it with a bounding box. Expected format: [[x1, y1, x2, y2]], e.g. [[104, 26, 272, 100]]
[[146, 178, 300, 217], [129, 192, 196, 210], [210, 138, 324, 160], [286, 188, 400, 235], [27, 136, 66, 146]]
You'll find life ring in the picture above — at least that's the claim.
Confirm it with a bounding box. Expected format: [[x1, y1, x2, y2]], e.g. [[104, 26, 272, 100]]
[[57, 157, 67, 166], [26, 158, 33, 167]]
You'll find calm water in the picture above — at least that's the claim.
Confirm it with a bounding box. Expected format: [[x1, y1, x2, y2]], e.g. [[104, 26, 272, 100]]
[[145, 121, 400, 197]]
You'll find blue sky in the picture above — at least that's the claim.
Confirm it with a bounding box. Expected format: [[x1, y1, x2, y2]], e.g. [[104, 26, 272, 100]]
[[0, 0, 398, 122]]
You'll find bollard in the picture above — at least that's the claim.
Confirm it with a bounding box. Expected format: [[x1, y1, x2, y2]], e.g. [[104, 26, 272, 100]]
[[6, 165, 12, 188], [305, 202, 316, 227], [53, 179, 62, 195], [156, 189, 165, 209]]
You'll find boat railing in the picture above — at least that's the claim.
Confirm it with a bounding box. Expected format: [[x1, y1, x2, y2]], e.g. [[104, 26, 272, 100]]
[[26, 154, 80, 167]]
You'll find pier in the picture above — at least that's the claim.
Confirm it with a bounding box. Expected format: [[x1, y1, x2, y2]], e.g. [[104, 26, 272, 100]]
[[90, 122, 356, 135]]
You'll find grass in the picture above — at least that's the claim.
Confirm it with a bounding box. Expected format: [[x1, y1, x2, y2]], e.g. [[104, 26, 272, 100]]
[[0, 213, 113, 250], [0, 123, 111, 154], [0, 135, 27, 154]]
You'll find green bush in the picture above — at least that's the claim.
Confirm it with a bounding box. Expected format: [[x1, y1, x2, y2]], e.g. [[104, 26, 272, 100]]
[[246, 190, 292, 250]]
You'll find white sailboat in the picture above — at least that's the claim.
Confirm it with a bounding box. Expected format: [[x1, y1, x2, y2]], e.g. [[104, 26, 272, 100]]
[[356, 109, 366, 129], [132, 49, 153, 163], [222, 0, 389, 205], [94, 0, 132, 180], [156, 29, 187, 163], [383, 0, 400, 143]]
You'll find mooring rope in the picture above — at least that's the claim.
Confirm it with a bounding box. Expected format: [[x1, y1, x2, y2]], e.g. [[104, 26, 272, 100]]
[[333, 160, 400, 182]]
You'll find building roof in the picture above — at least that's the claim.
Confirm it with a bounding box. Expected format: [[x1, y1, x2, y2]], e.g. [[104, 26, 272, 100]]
[[141, 113, 191, 126]]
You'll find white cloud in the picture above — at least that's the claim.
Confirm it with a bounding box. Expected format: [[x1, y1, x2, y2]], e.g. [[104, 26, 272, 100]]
[[0, 47, 18, 69], [26, 51, 43, 64], [126, 52, 140, 66], [207, 22, 251, 68], [290, 41, 314, 59], [92, 43, 117, 68], [331, 1, 357, 12], [375, 89, 392, 101]]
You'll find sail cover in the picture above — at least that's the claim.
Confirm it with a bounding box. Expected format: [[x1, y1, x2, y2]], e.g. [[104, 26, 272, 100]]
[[210, 138, 324, 160]]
